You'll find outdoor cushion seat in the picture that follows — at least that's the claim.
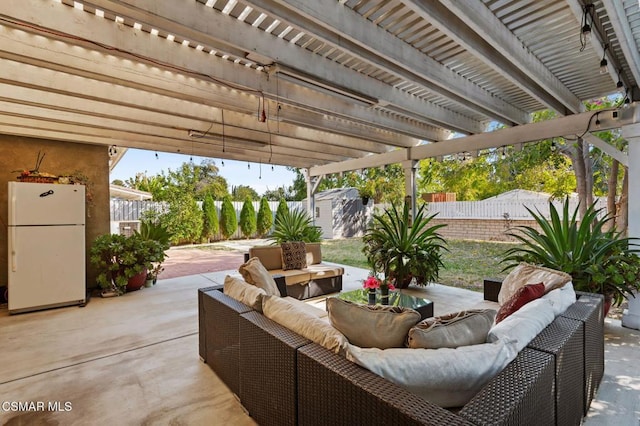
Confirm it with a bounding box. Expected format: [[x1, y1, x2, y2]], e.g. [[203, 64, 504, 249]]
[[268, 269, 312, 285], [301, 264, 344, 281]]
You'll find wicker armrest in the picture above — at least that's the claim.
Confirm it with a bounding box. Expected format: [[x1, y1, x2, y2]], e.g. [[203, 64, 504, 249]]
[[459, 348, 556, 426], [199, 289, 253, 396], [560, 292, 604, 415], [483, 278, 503, 302], [239, 311, 311, 426], [297, 343, 474, 426]]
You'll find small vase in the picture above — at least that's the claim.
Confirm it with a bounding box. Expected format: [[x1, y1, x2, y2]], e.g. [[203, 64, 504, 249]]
[[368, 289, 376, 305], [380, 286, 389, 305]]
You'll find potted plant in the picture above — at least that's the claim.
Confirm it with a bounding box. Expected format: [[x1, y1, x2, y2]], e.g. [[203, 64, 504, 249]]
[[270, 209, 322, 244], [502, 198, 640, 312], [362, 201, 447, 289], [135, 219, 172, 285], [90, 233, 165, 295]]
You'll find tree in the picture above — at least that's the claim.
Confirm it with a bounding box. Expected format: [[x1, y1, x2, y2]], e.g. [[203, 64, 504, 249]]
[[288, 167, 307, 200], [201, 193, 219, 242], [256, 196, 273, 237], [163, 192, 203, 244], [239, 197, 257, 238], [111, 179, 125, 186], [219, 195, 238, 240], [275, 198, 290, 228], [263, 187, 288, 201], [232, 185, 259, 201]]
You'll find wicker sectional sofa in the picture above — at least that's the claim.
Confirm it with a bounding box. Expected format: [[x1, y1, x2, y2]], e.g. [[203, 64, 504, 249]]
[[245, 243, 343, 300], [198, 280, 604, 426]]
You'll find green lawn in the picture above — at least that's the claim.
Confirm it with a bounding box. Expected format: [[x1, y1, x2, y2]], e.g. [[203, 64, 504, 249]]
[[321, 238, 520, 292]]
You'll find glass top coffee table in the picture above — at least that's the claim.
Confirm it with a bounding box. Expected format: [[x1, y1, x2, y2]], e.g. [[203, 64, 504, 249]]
[[337, 289, 434, 320]]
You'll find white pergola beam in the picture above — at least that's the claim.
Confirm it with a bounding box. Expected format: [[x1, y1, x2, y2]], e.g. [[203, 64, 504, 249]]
[[0, 1, 439, 143], [81, 0, 461, 138], [439, 0, 583, 114], [602, 0, 640, 89], [245, 0, 524, 129], [310, 105, 640, 176], [583, 133, 628, 167]]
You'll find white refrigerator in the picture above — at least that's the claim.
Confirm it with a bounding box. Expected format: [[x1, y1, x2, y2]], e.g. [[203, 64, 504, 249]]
[[8, 182, 86, 314]]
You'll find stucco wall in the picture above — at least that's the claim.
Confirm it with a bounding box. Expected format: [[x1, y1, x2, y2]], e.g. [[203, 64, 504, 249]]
[[0, 136, 110, 290], [429, 218, 543, 242]]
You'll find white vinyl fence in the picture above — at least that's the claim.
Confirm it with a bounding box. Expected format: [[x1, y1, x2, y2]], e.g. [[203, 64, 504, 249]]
[[424, 198, 608, 220]]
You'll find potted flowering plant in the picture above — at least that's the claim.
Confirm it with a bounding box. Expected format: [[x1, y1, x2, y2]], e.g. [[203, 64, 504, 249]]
[[363, 274, 395, 305]]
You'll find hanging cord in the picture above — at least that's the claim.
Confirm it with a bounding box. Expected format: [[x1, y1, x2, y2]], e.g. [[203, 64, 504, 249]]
[[221, 109, 226, 153]]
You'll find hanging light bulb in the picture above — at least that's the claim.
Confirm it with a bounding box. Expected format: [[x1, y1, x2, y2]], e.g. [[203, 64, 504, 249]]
[[259, 108, 266, 122], [271, 165, 274, 171], [595, 114, 601, 129], [155, 152, 159, 159], [247, 162, 250, 169], [599, 58, 608, 75], [221, 160, 225, 167]]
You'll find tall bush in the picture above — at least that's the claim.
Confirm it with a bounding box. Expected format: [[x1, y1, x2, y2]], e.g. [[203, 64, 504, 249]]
[[239, 197, 257, 238], [275, 198, 289, 228], [201, 193, 219, 242], [164, 193, 203, 244], [256, 196, 273, 237], [219, 195, 238, 240]]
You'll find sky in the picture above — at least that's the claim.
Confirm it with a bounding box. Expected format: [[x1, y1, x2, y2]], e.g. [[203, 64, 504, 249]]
[[110, 148, 297, 195]]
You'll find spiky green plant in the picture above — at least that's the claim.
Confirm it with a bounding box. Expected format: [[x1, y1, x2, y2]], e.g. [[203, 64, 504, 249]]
[[362, 202, 447, 288], [271, 208, 322, 244], [503, 198, 640, 306]]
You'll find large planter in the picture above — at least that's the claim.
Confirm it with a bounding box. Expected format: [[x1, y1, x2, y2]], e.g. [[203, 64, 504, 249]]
[[126, 269, 147, 292]]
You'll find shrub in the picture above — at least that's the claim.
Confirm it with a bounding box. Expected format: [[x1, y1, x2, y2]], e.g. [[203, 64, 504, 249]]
[[164, 193, 203, 244], [239, 197, 257, 238], [201, 193, 219, 242], [256, 197, 273, 237], [274, 198, 289, 229], [219, 195, 238, 240]]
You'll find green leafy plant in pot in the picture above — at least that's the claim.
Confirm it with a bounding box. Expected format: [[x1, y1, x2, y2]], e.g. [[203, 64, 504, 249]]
[[135, 219, 172, 284], [90, 233, 166, 295], [502, 198, 640, 310], [270, 208, 322, 244], [362, 202, 447, 289]]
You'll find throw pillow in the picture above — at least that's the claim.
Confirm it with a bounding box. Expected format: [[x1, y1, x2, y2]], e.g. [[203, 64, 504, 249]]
[[262, 295, 348, 354], [487, 298, 555, 352], [326, 298, 421, 349], [541, 282, 577, 316], [495, 282, 545, 323], [345, 339, 517, 408], [238, 257, 281, 296], [281, 241, 307, 270], [223, 275, 266, 312], [498, 263, 572, 305], [408, 309, 497, 349]]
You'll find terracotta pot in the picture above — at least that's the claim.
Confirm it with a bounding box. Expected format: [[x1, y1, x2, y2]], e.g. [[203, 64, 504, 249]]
[[389, 272, 413, 289], [126, 269, 147, 292], [603, 294, 612, 317]]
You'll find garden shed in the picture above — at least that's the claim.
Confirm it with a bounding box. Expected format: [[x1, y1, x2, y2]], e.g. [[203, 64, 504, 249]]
[[311, 188, 373, 240]]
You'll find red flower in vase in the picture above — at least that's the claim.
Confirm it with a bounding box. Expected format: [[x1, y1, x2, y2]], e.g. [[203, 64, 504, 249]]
[[363, 275, 395, 291]]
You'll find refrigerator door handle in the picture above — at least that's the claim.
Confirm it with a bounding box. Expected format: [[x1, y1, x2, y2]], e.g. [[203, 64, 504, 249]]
[[10, 226, 17, 272]]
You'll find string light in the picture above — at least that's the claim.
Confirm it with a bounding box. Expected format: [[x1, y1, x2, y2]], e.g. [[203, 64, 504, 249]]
[[155, 152, 159, 159], [599, 45, 609, 75]]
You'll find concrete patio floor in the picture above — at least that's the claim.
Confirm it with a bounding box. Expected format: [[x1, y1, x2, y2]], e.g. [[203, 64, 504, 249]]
[[0, 263, 638, 425]]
